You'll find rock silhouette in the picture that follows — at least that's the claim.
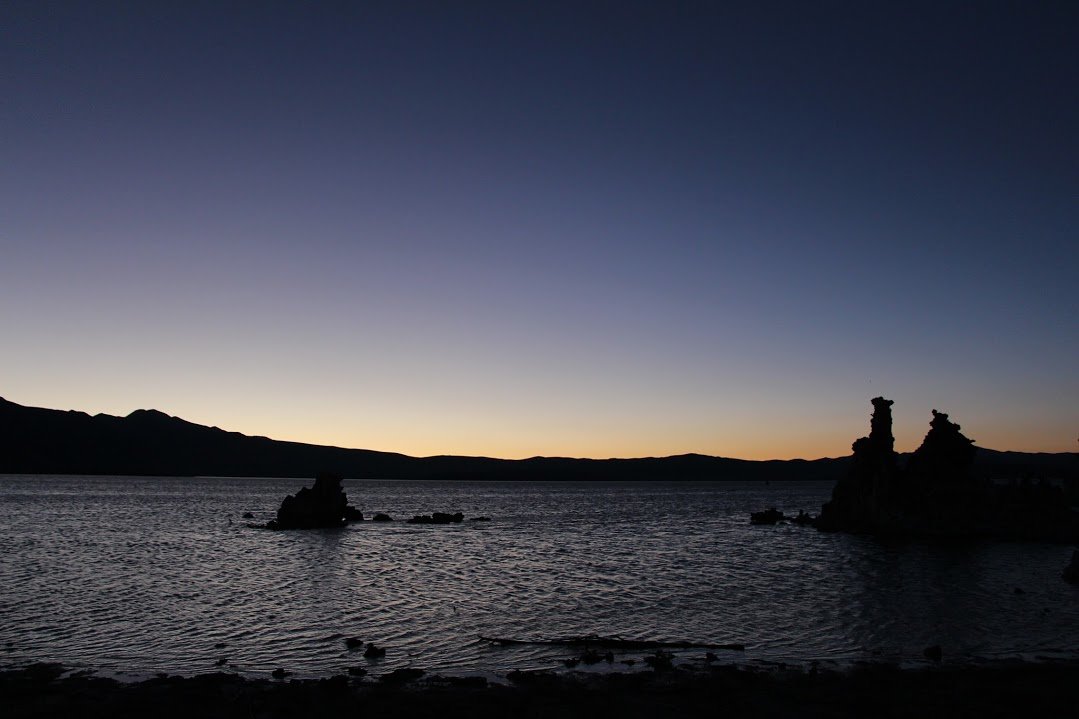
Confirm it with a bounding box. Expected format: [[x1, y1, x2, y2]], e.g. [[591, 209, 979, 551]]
[[750, 508, 785, 525], [817, 398, 1079, 542], [265, 473, 363, 530], [816, 397, 898, 534]]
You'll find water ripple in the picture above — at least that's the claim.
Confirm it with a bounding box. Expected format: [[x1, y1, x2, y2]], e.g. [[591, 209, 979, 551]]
[[1, 476, 1077, 679]]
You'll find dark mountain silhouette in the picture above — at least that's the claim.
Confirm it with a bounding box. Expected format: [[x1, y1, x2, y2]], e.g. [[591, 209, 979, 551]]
[[1, 396, 1075, 483]]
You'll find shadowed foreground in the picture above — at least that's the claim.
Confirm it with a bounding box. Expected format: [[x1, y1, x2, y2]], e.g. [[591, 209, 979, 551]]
[[5, 663, 1078, 718]]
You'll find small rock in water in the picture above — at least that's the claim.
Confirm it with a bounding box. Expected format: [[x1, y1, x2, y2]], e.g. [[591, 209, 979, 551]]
[[469, 516, 492, 522], [214, 642, 227, 649], [345, 637, 363, 649], [214, 658, 228, 667], [924, 645, 943, 662], [705, 652, 718, 662], [407, 512, 465, 525], [242, 512, 254, 519], [372, 513, 392, 522], [346, 666, 367, 676], [562, 658, 580, 668], [271, 668, 290, 679], [1014, 587, 1025, 595], [364, 643, 386, 659], [750, 508, 785, 525]]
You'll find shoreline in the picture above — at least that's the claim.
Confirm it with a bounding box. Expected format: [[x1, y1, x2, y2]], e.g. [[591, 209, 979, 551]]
[[5, 660, 1079, 718]]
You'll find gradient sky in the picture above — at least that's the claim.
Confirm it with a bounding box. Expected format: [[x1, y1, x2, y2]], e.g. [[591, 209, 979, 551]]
[[3, 1, 1076, 459]]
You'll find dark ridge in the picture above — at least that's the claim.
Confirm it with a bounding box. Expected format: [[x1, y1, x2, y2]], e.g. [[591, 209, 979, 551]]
[[1, 396, 1075, 483]]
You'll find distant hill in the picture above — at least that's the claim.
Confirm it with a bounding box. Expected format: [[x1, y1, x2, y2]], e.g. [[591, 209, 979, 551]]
[[1, 397, 1075, 482]]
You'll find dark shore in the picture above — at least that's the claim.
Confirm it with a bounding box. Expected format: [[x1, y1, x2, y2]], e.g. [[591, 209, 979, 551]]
[[5, 662, 1078, 718]]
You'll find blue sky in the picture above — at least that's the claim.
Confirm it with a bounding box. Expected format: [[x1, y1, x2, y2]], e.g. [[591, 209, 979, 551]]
[[3, 1, 1076, 458]]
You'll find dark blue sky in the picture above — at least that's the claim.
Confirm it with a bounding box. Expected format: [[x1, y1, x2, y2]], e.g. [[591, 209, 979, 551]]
[[3, 1, 1076, 457]]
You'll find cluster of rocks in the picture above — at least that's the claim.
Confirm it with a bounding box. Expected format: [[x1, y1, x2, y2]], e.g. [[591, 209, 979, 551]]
[[343, 637, 386, 658], [406, 512, 464, 524], [261, 473, 364, 530], [814, 398, 1079, 543], [252, 479, 492, 530]]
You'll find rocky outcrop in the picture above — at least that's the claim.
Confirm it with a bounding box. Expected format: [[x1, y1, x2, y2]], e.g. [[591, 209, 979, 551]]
[[265, 473, 363, 530], [817, 399, 1079, 542], [816, 397, 900, 534]]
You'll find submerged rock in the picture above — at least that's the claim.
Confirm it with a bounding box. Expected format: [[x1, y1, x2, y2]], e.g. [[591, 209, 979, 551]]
[[265, 472, 363, 530], [363, 644, 386, 659], [372, 513, 392, 522]]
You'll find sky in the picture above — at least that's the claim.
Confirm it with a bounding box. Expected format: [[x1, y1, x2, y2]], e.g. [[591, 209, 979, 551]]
[[2, 1, 1076, 460]]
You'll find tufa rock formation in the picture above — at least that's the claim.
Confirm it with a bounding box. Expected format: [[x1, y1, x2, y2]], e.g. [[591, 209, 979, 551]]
[[817, 398, 1079, 542], [265, 472, 363, 530], [816, 397, 900, 534]]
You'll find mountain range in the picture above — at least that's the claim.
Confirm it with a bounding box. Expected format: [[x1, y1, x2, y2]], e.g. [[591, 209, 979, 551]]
[[1, 396, 1075, 482]]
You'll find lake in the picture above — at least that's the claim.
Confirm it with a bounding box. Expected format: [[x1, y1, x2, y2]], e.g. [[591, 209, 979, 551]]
[[1, 475, 1076, 680]]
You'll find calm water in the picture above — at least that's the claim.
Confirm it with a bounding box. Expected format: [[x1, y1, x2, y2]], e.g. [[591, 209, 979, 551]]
[[1, 475, 1077, 680]]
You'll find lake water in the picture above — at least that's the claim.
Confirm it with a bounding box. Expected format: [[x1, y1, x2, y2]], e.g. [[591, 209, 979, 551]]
[[1, 475, 1076, 680]]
